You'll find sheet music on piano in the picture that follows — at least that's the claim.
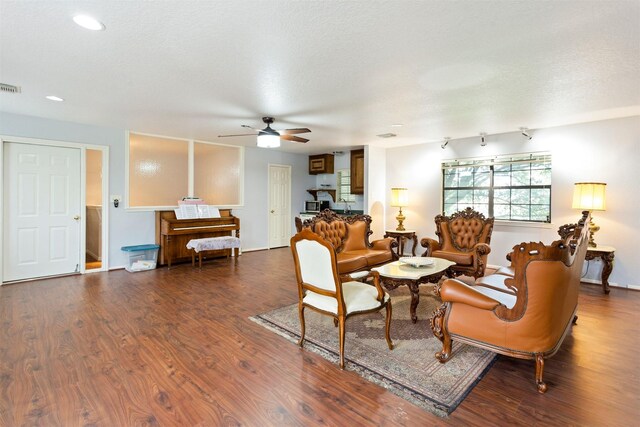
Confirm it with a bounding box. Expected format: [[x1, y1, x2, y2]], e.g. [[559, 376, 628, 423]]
[[175, 204, 221, 220], [197, 205, 221, 218]]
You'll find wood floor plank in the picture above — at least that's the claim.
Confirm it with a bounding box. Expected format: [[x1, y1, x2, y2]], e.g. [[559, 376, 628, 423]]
[[0, 248, 638, 426]]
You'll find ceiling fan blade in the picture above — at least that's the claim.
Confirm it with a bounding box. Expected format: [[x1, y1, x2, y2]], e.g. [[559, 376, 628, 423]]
[[281, 134, 309, 143], [278, 128, 311, 135], [218, 133, 257, 138], [241, 124, 260, 131]]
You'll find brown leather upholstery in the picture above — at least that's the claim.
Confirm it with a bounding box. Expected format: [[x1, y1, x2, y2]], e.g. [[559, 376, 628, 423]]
[[296, 209, 397, 274], [430, 212, 591, 393], [421, 207, 494, 278]]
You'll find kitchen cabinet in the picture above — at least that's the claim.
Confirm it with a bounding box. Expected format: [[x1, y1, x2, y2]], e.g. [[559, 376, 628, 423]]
[[309, 153, 334, 174], [350, 149, 364, 194]]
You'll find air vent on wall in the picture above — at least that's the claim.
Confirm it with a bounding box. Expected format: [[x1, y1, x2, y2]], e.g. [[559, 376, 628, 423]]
[[0, 83, 22, 94], [377, 133, 397, 138]]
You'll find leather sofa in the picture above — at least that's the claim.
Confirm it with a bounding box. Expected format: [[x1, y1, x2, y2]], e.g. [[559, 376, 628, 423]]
[[295, 209, 397, 274], [430, 211, 590, 393]]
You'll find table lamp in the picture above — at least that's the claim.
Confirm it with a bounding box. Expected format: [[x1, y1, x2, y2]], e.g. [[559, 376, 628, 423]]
[[390, 187, 408, 231], [572, 182, 606, 247]]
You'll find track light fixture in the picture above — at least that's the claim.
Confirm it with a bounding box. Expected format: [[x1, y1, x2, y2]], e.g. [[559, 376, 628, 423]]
[[520, 127, 532, 140], [441, 137, 450, 149], [480, 132, 487, 147]]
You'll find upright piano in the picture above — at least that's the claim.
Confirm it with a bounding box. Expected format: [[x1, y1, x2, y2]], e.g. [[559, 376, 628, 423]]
[[155, 209, 240, 267]]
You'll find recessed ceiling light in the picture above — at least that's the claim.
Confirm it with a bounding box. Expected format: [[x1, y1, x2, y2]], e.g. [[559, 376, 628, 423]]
[[73, 14, 105, 31], [46, 95, 64, 102], [391, 124, 404, 127]]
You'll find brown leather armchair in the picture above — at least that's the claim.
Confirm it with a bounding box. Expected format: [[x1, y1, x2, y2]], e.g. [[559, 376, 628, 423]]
[[421, 207, 494, 279], [430, 211, 590, 393]]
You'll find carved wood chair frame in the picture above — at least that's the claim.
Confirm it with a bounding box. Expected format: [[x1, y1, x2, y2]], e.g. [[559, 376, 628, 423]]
[[290, 228, 393, 368], [429, 211, 590, 393], [422, 207, 495, 278]]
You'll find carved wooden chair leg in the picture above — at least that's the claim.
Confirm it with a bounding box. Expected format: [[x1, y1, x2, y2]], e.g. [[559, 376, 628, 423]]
[[385, 302, 393, 350], [573, 315, 578, 324], [338, 316, 346, 369], [430, 303, 452, 362], [535, 353, 548, 393], [297, 305, 306, 347]]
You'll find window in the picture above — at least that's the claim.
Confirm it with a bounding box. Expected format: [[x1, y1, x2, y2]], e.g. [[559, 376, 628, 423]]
[[194, 141, 242, 205], [337, 169, 356, 203], [442, 153, 551, 222], [128, 132, 243, 208], [129, 133, 189, 207]]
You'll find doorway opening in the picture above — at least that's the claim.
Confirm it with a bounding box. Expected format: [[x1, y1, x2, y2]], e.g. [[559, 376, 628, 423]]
[[1, 136, 109, 284], [86, 149, 103, 271]]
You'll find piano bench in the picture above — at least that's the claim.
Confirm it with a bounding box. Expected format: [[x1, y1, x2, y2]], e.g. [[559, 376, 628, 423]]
[[186, 237, 241, 268]]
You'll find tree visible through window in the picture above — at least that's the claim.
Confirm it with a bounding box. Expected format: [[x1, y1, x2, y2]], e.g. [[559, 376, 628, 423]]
[[442, 153, 551, 222]]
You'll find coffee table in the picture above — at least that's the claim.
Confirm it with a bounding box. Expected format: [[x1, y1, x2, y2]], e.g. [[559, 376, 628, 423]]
[[372, 258, 455, 323]]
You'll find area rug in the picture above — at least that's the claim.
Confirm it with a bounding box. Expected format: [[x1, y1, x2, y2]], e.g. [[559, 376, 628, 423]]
[[250, 288, 496, 417]]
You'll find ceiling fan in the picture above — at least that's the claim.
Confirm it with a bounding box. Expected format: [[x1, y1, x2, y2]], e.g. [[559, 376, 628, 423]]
[[218, 117, 311, 148]]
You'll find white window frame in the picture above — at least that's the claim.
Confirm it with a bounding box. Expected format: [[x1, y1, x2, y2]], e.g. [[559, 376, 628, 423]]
[[125, 131, 244, 211], [336, 169, 356, 203], [441, 152, 552, 224]]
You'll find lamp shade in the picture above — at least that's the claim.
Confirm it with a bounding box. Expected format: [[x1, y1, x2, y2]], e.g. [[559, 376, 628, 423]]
[[390, 187, 408, 207], [257, 133, 280, 148], [572, 182, 606, 211]]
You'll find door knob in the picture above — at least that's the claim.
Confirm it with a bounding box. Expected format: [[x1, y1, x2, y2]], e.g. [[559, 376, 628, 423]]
[[270, 210, 275, 213], [73, 215, 80, 221]]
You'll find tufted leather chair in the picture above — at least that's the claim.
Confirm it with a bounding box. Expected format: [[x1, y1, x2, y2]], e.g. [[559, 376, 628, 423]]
[[296, 209, 397, 274], [430, 211, 590, 393], [421, 207, 494, 278], [291, 228, 393, 369]]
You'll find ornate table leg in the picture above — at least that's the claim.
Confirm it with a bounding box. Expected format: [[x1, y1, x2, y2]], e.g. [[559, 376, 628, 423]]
[[398, 236, 405, 256], [410, 234, 418, 256], [408, 282, 420, 323], [586, 250, 615, 294], [601, 252, 614, 294]]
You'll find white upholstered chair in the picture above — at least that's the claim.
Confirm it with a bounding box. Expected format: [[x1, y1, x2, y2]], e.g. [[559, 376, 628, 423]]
[[290, 228, 393, 368]]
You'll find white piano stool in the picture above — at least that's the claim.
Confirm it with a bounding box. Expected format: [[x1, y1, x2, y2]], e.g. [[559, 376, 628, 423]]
[[187, 236, 241, 268]]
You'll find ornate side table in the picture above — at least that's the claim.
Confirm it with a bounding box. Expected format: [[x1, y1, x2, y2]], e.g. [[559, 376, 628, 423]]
[[372, 258, 455, 323], [384, 229, 418, 257], [585, 245, 615, 294]]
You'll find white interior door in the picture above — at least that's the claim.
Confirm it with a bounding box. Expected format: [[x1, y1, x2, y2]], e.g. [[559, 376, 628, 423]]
[[268, 164, 291, 248], [3, 142, 82, 282]]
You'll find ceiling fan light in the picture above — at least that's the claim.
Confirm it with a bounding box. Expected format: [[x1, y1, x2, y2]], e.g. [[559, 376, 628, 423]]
[[257, 133, 280, 148]]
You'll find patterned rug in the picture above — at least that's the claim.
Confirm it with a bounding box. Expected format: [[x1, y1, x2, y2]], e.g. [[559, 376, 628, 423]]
[[250, 288, 496, 417]]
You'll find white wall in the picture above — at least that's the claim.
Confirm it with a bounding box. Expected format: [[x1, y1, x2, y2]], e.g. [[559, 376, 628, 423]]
[[384, 116, 640, 288], [0, 112, 313, 267], [366, 145, 387, 239]]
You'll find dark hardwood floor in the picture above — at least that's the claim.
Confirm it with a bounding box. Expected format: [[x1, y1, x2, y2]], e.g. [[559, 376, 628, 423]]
[[1, 248, 638, 426]]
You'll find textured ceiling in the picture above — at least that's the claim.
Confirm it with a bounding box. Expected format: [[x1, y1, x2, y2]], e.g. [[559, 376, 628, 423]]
[[1, 1, 639, 153]]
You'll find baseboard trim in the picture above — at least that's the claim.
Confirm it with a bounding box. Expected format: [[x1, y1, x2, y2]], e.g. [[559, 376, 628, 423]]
[[242, 247, 269, 253], [580, 278, 621, 288]]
